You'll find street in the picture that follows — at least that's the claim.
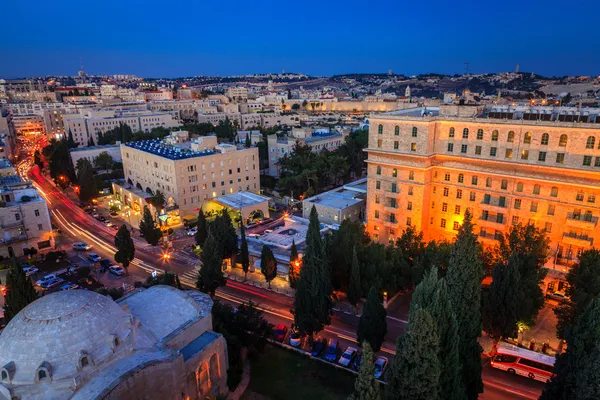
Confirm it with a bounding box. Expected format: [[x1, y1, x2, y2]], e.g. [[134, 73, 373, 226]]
[[27, 164, 546, 399]]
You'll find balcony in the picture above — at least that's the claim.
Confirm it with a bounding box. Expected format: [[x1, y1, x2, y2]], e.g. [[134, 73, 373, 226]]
[[480, 200, 508, 214], [562, 232, 594, 248], [1, 220, 24, 229], [479, 231, 500, 242], [0, 234, 28, 244], [565, 213, 598, 230], [383, 219, 398, 228], [478, 217, 506, 231], [383, 205, 398, 213]]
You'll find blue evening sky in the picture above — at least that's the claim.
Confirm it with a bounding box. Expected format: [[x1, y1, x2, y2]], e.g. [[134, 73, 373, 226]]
[[1, 0, 598, 78]]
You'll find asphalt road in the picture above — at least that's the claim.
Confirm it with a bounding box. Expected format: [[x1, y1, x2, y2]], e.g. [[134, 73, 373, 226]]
[[28, 165, 546, 400]]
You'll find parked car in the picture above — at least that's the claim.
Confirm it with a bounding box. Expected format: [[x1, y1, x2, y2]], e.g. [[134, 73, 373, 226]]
[[40, 277, 64, 290], [289, 329, 302, 347], [98, 216, 107, 222], [100, 259, 113, 271], [273, 324, 288, 342], [65, 265, 78, 276], [22, 266, 39, 276], [325, 338, 339, 362], [109, 266, 126, 276], [72, 242, 91, 251], [546, 292, 567, 302], [36, 274, 58, 286], [310, 337, 326, 357], [105, 221, 113, 227], [374, 356, 389, 379], [338, 346, 357, 367], [59, 283, 79, 291], [264, 229, 274, 234], [110, 211, 118, 216], [351, 352, 362, 371], [87, 253, 101, 263], [187, 227, 198, 236], [111, 225, 119, 231], [91, 212, 99, 218]]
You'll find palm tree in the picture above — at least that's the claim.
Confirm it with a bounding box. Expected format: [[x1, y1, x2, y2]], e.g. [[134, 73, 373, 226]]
[[150, 190, 165, 210]]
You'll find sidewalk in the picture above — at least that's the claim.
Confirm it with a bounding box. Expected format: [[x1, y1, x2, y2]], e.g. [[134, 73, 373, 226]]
[[225, 267, 295, 297]]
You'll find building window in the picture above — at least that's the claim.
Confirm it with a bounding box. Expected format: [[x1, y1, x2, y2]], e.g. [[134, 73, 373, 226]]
[[505, 149, 513, 158], [541, 133, 549, 145], [391, 183, 397, 193], [583, 156, 592, 166], [410, 143, 417, 152], [407, 201, 413, 210], [507, 131, 514, 142], [412, 127, 418, 137], [530, 202, 538, 212], [447, 143, 454, 152], [461, 144, 468, 154], [475, 146, 482, 155], [523, 131, 532, 144], [491, 130, 499, 141], [517, 182, 524, 192], [482, 210, 489, 220], [409, 171, 415, 180], [490, 147, 497, 157], [462, 128, 469, 139], [457, 189, 463, 199], [444, 173, 451, 182], [586, 136, 596, 149], [375, 195, 380, 204], [406, 217, 412, 226], [576, 191, 584, 201], [497, 213, 504, 224], [442, 203, 448, 212], [483, 194, 491, 204], [38, 224, 43, 231], [378, 124, 383, 134], [453, 221, 459, 231], [455, 205, 461, 215], [588, 194, 596, 203], [547, 204, 555, 216], [408, 186, 413, 195], [486, 177, 492, 188], [544, 222, 552, 233], [392, 168, 398, 178], [559, 134, 568, 147], [376, 181, 381, 190], [469, 192, 476, 201], [499, 196, 506, 207], [550, 187, 558, 197], [533, 184, 540, 195], [389, 214, 396, 223], [476, 129, 484, 140], [458, 174, 464, 183], [501, 179, 508, 190], [595, 157, 600, 167], [514, 199, 521, 209], [394, 126, 399, 135], [441, 219, 447, 228], [472, 176, 478, 185], [443, 187, 449, 197], [377, 139, 382, 148], [374, 210, 379, 218], [376, 166, 381, 175], [521, 150, 529, 160], [512, 216, 520, 225], [556, 153, 565, 164], [35, 209, 40, 217], [394, 141, 399, 150], [538, 151, 547, 162]]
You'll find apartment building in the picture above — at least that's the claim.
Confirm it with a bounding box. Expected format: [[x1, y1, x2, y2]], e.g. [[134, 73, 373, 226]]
[[144, 89, 173, 102], [0, 170, 53, 257], [10, 114, 46, 135], [267, 127, 348, 176], [365, 106, 600, 289], [69, 144, 122, 169], [117, 137, 260, 221], [225, 87, 249, 102]]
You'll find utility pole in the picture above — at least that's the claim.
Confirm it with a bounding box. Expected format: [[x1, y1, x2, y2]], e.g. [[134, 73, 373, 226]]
[[464, 62, 470, 76]]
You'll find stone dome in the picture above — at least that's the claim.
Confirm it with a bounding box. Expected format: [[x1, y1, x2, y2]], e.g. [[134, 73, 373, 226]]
[[0, 290, 133, 385]]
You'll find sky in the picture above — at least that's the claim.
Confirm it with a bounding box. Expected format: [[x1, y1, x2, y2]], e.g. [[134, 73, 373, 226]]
[[1, 0, 599, 78]]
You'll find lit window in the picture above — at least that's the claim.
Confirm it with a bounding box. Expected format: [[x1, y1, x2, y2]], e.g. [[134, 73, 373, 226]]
[[453, 221, 459, 231], [410, 143, 417, 152], [586, 136, 596, 149], [462, 128, 469, 139], [441, 219, 446, 228], [507, 131, 514, 142], [521, 150, 529, 160], [505, 149, 513, 159], [556, 153, 565, 164], [559, 134, 567, 147], [477, 129, 484, 140], [491, 130, 499, 141], [541, 133, 549, 145], [523, 132, 532, 144]]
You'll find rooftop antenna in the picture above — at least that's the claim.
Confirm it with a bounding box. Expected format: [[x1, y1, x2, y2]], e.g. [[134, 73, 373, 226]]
[[464, 62, 470, 76]]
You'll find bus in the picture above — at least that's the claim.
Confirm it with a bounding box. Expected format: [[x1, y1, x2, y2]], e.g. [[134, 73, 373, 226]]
[[490, 343, 555, 383]]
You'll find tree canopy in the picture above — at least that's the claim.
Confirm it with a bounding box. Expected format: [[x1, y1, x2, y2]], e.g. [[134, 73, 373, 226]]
[[114, 225, 135, 269], [357, 286, 387, 352], [76, 158, 97, 202], [3, 255, 38, 323], [139, 206, 162, 246]]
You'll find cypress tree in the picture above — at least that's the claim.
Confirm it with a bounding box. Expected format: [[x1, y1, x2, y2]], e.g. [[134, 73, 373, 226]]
[[411, 268, 464, 400], [66, 129, 78, 148], [385, 308, 440, 400], [114, 225, 135, 269], [357, 286, 387, 352], [482, 255, 522, 344], [3, 256, 38, 323], [240, 224, 250, 280], [195, 207, 208, 246], [347, 246, 362, 307], [348, 342, 380, 400], [76, 158, 97, 202], [139, 206, 161, 246], [541, 298, 600, 400], [446, 210, 484, 399], [197, 233, 225, 296], [211, 209, 237, 260], [245, 134, 251, 148], [260, 245, 277, 288], [289, 240, 299, 288], [293, 206, 332, 338]]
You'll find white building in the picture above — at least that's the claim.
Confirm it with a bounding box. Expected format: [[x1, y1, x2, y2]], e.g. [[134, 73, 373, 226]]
[[69, 144, 122, 169]]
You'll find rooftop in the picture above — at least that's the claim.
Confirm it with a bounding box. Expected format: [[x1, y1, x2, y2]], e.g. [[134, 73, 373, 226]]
[[180, 331, 220, 362], [0, 158, 13, 169], [123, 140, 215, 160], [213, 191, 270, 209], [70, 144, 120, 152], [305, 189, 363, 210]]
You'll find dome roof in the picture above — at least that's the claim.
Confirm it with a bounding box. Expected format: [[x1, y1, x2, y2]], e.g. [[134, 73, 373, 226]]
[[0, 290, 132, 384]]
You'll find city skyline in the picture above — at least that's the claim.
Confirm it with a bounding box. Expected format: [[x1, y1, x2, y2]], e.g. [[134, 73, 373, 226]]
[[2, 0, 599, 78]]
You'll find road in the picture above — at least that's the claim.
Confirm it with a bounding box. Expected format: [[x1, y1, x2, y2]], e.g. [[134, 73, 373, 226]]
[[28, 165, 545, 399]]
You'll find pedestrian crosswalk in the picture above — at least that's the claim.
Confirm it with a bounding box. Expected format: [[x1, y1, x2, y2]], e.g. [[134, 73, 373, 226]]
[[180, 265, 200, 284]]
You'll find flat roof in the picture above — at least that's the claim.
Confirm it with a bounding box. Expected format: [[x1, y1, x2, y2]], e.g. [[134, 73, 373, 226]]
[[343, 178, 368, 193], [385, 106, 440, 117], [181, 331, 220, 362], [496, 344, 555, 366], [70, 144, 120, 152], [123, 140, 215, 161], [306, 190, 363, 210], [213, 191, 270, 209]]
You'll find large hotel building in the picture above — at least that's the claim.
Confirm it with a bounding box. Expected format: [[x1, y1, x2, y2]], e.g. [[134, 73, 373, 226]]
[[366, 105, 600, 287]]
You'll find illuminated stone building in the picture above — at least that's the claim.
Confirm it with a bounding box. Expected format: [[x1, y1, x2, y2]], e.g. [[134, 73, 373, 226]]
[[366, 106, 600, 291]]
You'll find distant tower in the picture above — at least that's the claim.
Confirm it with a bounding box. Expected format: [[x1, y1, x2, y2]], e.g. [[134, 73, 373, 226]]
[[282, 67, 285, 74], [388, 69, 393, 76], [405, 85, 411, 98], [515, 64, 520, 73], [464, 62, 470, 75]]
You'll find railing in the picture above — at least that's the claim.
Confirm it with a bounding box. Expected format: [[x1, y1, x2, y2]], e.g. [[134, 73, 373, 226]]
[[0, 234, 28, 244], [1, 221, 24, 229], [566, 213, 598, 227]]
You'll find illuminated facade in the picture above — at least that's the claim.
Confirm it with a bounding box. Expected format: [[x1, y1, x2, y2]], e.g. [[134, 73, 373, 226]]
[[366, 107, 600, 275]]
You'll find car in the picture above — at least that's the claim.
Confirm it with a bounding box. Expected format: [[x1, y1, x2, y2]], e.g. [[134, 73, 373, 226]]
[[22, 266, 39, 276], [187, 227, 198, 236], [338, 346, 358, 367], [98, 216, 107, 222], [72, 242, 91, 251], [65, 265, 78, 276], [36, 274, 57, 286], [546, 292, 568, 302], [87, 253, 101, 263], [100, 259, 113, 269], [264, 229, 273, 234], [91, 212, 99, 218], [289, 329, 302, 347], [248, 233, 261, 239], [40, 277, 64, 290], [273, 324, 288, 342], [110, 211, 118, 216], [310, 337, 326, 357], [104, 221, 113, 227], [109, 266, 126, 276], [374, 356, 389, 379], [112, 224, 119, 231], [351, 352, 363, 371], [59, 283, 79, 291], [325, 338, 339, 361]]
